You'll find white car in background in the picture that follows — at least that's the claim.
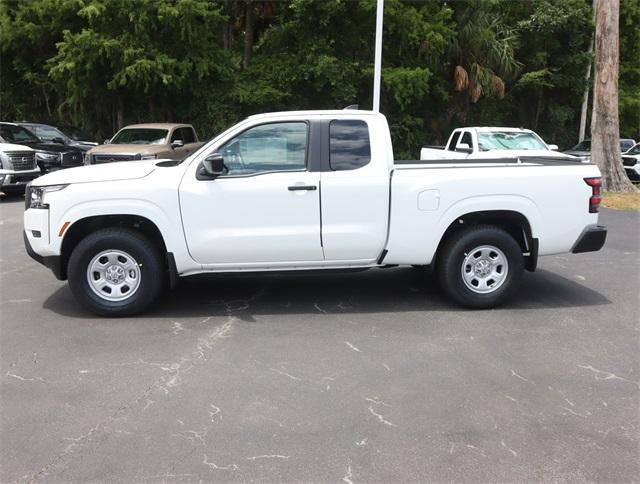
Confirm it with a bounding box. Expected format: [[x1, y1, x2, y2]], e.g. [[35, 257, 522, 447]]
[[0, 142, 40, 194], [622, 142, 640, 182], [420, 127, 578, 161]]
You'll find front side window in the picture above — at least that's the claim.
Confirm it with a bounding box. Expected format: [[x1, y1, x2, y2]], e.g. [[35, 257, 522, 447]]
[[111, 128, 168, 145], [218, 122, 307, 176], [329, 120, 371, 171], [460, 131, 473, 147], [0, 124, 40, 143]]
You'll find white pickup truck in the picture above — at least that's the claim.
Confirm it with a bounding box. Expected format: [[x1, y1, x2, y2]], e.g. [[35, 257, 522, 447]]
[[420, 127, 577, 161], [24, 110, 607, 316]]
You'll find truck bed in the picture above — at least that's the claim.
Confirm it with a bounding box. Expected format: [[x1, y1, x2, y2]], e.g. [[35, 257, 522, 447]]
[[395, 156, 585, 166]]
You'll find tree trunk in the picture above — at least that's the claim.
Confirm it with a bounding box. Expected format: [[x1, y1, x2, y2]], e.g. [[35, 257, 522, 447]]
[[590, 0, 635, 192], [116, 96, 124, 130], [222, 0, 231, 49], [242, 0, 254, 69], [579, 0, 596, 142]]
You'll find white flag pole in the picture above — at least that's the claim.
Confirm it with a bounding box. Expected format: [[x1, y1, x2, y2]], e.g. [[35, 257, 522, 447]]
[[372, 0, 384, 112]]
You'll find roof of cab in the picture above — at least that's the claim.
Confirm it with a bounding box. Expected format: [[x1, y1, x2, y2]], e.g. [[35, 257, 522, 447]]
[[119, 123, 193, 129], [247, 109, 380, 120]]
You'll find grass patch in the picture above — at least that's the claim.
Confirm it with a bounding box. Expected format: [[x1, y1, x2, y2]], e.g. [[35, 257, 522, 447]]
[[603, 191, 640, 211]]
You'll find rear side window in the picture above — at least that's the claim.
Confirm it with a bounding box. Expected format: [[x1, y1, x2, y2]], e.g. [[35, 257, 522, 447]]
[[329, 120, 371, 171], [181, 127, 196, 143], [447, 132, 461, 151]]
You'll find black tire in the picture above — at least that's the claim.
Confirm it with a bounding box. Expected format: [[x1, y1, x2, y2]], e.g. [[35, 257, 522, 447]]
[[67, 228, 164, 317], [437, 225, 524, 309]]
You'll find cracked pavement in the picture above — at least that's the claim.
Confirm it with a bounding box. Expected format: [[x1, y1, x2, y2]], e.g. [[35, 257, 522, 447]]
[[1, 196, 639, 482]]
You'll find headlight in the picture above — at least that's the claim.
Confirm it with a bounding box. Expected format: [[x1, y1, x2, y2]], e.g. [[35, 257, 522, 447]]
[[28, 184, 68, 209], [36, 151, 61, 162], [140, 154, 157, 160]]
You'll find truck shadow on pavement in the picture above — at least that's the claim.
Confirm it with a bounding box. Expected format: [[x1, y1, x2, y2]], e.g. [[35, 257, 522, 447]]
[[42, 266, 611, 320]]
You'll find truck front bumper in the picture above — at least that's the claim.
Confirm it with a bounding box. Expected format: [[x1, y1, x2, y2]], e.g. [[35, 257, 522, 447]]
[[571, 224, 607, 253], [23, 231, 65, 280], [0, 169, 41, 189]]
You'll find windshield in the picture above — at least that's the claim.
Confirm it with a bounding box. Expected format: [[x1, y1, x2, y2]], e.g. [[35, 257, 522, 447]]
[[0, 124, 40, 143], [626, 143, 640, 155], [111, 128, 168, 145], [571, 140, 590, 151], [478, 132, 547, 151], [29, 125, 68, 142], [620, 140, 635, 151]]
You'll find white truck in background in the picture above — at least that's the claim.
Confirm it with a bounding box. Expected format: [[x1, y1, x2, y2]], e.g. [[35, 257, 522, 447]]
[[24, 110, 607, 316], [420, 127, 578, 161], [0, 142, 41, 195]]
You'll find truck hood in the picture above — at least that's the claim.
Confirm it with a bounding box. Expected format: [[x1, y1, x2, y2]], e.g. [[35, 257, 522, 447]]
[[0, 142, 34, 152], [32, 160, 157, 186], [89, 144, 162, 155]]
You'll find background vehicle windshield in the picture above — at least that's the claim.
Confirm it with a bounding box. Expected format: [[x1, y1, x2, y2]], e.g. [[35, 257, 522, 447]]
[[0, 124, 40, 143], [111, 128, 168, 144], [571, 140, 591, 151], [626, 143, 640, 155], [478, 132, 547, 150], [620, 139, 635, 151], [30, 125, 69, 142]]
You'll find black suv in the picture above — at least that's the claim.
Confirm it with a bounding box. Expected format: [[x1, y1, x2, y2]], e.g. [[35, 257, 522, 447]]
[[19, 122, 97, 151], [0, 122, 85, 173]]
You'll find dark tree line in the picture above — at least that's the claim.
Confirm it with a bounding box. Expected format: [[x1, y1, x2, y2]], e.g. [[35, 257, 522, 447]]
[[1, 0, 638, 159]]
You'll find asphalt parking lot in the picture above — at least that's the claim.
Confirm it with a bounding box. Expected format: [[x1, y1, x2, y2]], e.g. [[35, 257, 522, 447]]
[[1, 194, 639, 483]]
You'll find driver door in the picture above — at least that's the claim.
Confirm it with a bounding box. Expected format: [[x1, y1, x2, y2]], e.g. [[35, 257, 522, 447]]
[[179, 121, 323, 266]]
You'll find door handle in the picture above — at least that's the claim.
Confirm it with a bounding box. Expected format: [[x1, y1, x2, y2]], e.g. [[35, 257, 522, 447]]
[[288, 185, 317, 191]]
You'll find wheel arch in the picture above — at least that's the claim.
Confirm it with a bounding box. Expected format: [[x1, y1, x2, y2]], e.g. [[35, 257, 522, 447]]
[[435, 210, 538, 272], [59, 214, 168, 280]]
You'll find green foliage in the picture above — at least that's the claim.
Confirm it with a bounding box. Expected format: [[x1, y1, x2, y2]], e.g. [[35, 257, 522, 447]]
[[0, 0, 638, 151]]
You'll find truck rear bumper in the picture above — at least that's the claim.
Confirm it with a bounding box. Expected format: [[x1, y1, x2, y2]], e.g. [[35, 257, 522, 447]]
[[571, 225, 607, 253]]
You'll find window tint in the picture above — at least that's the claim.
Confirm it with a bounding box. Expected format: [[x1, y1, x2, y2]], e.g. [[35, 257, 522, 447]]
[[460, 131, 472, 147], [329, 120, 371, 171], [171, 129, 182, 142], [447, 132, 461, 151], [218, 122, 307, 176], [0, 124, 39, 143], [111, 129, 167, 144], [182, 127, 196, 143]]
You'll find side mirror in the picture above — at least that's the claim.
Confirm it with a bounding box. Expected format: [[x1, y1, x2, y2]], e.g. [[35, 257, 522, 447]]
[[103, 139, 110, 145], [202, 153, 225, 178], [456, 143, 473, 154], [171, 140, 184, 149], [52, 137, 66, 144], [548, 144, 559, 151]]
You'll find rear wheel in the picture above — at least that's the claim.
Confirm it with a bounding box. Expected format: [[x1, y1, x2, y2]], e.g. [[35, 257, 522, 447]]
[[437, 226, 524, 309], [68, 228, 164, 316]]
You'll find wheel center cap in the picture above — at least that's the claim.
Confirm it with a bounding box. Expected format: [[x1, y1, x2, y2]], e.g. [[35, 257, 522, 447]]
[[105, 265, 125, 283], [474, 260, 491, 277]]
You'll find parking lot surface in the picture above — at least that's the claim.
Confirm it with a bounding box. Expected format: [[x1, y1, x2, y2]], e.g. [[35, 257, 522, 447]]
[[1, 195, 639, 483]]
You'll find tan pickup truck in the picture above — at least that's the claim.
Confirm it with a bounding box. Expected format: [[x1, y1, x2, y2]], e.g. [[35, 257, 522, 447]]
[[85, 123, 204, 164]]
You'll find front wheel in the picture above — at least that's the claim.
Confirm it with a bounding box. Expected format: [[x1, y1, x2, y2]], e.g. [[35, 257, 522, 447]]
[[67, 228, 164, 316], [437, 226, 524, 309]]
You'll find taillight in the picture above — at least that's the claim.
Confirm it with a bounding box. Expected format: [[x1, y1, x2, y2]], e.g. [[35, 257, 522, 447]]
[[584, 177, 602, 213]]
